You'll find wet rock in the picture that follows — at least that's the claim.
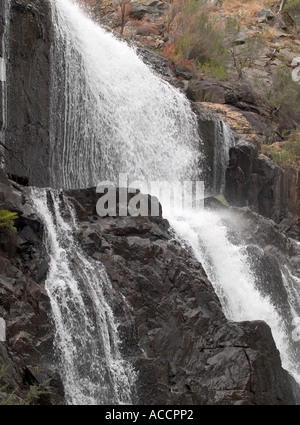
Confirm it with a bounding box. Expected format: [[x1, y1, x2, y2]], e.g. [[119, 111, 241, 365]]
[[0, 170, 22, 211], [66, 186, 300, 405], [189, 80, 258, 112], [3, 0, 52, 187], [0, 177, 64, 405], [225, 140, 299, 224]]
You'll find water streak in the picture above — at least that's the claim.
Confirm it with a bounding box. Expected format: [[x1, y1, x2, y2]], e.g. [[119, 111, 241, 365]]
[[51, 0, 200, 189], [169, 209, 300, 383], [31, 188, 136, 405], [49, 0, 300, 399], [212, 120, 236, 195]]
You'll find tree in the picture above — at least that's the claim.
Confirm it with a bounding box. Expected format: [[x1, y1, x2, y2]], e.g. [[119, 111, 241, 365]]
[[224, 17, 264, 79], [253, 67, 300, 129], [117, 0, 131, 35], [279, 0, 287, 12]]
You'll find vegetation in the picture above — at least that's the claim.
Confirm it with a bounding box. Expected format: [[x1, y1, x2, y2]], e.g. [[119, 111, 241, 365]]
[[23, 382, 52, 405], [262, 132, 300, 170], [163, 0, 267, 79], [224, 17, 265, 78], [117, 0, 131, 35], [166, 0, 229, 78], [283, 0, 300, 12], [0, 365, 52, 405], [252, 67, 300, 128], [0, 210, 18, 233]]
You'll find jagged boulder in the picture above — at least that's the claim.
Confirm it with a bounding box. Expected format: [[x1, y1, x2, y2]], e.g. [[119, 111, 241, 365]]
[[284, 2, 300, 32], [0, 173, 64, 405], [225, 140, 299, 225], [1, 0, 52, 187], [64, 186, 300, 405], [129, 1, 169, 21]]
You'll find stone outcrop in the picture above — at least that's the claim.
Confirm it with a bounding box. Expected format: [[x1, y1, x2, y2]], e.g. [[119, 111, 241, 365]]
[[0, 171, 64, 405], [64, 186, 300, 405], [1, 174, 300, 404], [129, 1, 169, 22], [200, 102, 277, 147], [1, 0, 300, 405], [1, 0, 52, 187], [225, 140, 300, 227], [284, 3, 300, 33]]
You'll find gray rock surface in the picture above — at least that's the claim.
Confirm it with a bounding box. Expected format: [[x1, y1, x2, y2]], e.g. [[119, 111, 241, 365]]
[[285, 3, 300, 32], [225, 140, 299, 226], [63, 186, 300, 405], [129, 1, 169, 21], [2, 0, 52, 187], [0, 173, 64, 405]]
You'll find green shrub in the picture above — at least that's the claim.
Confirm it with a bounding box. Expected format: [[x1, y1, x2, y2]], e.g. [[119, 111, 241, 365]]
[[0, 366, 52, 405], [283, 0, 300, 12], [167, 1, 265, 80], [0, 210, 18, 232], [262, 132, 300, 170], [172, 0, 229, 78], [197, 62, 228, 80], [224, 17, 265, 79], [23, 382, 52, 406]]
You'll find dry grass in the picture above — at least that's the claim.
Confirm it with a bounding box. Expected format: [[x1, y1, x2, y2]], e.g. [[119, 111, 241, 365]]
[[222, 0, 274, 13], [220, 0, 275, 26], [261, 25, 281, 42]]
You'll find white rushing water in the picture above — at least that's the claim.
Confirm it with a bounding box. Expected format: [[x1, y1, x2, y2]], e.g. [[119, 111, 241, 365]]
[[212, 120, 236, 195], [169, 210, 300, 383], [51, 0, 200, 189], [31, 188, 136, 405], [47, 0, 300, 403]]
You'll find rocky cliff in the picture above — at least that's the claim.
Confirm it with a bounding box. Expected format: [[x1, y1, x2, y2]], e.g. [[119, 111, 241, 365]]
[[0, 170, 64, 405], [1, 0, 300, 405], [2, 0, 299, 229], [1, 171, 300, 405], [1, 0, 52, 187], [225, 139, 300, 225]]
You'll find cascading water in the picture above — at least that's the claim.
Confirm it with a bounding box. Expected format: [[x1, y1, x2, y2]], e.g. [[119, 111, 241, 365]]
[[212, 120, 236, 195], [43, 0, 300, 403], [168, 209, 300, 384], [50, 0, 200, 189], [31, 188, 136, 405]]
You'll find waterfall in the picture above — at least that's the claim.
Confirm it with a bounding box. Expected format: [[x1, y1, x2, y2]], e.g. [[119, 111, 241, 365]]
[[31, 188, 136, 405], [168, 210, 300, 384], [50, 0, 201, 189], [46, 0, 300, 403], [212, 120, 236, 195]]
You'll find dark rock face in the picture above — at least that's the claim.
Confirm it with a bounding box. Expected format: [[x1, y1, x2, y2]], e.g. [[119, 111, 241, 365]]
[[0, 172, 64, 405], [285, 3, 300, 33], [129, 1, 169, 21], [1, 173, 300, 404], [1, 0, 300, 405], [189, 79, 259, 113], [62, 187, 300, 405], [225, 140, 300, 226], [2, 0, 52, 187]]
